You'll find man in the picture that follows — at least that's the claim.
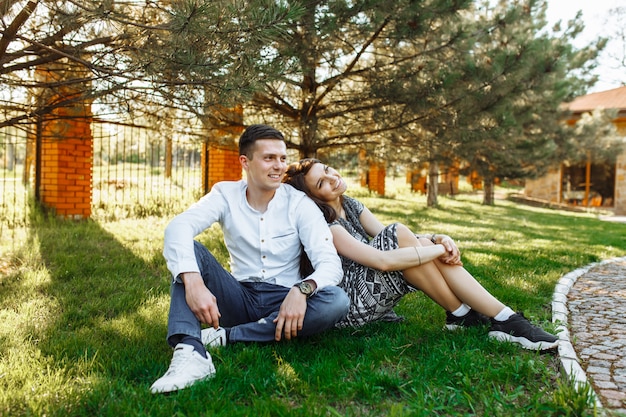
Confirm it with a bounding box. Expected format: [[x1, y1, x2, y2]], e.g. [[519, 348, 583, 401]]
[[151, 124, 349, 394]]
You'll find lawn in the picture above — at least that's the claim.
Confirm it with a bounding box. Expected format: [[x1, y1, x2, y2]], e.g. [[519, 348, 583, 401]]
[[1, 185, 624, 417]]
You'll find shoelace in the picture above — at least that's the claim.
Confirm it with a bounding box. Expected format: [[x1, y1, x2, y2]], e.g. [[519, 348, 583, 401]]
[[165, 348, 191, 375]]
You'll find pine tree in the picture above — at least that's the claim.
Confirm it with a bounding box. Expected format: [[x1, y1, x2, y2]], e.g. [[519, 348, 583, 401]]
[[434, 0, 601, 205], [246, 0, 473, 158], [0, 0, 299, 128]]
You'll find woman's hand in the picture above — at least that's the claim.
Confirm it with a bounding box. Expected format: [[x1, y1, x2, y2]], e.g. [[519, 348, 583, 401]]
[[438, 235, 463, 266]]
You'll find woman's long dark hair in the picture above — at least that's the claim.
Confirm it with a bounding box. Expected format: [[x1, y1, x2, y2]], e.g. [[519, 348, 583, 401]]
[[283, 158, 343, 278], [283, 158, 341, 223]]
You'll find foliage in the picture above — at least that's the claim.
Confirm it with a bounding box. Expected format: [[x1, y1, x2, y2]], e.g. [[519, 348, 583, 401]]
[[566, 109, 625, 165], [243, 0, 605, 207], [0, 0, 618, 210], [248, 0, 476, 157], [551, 376, 598, 417], [2, 183, 624, 416], [424, 0, 601, 205], [0, 0, 300, 130]]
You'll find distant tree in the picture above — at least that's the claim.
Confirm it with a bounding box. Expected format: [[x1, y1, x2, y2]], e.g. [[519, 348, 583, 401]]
[[243, 0, 601, 207], [567, 108, 624, 164], [360, 0, 601, 206], [438, 0, 601, 205], [603, 6, 626, 87]]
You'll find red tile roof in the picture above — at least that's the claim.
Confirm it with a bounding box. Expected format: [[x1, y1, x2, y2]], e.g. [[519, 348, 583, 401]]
[[564, 86, 626, 113]]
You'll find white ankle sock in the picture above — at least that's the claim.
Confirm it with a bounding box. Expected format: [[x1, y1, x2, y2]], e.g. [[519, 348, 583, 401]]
[[494, 307, 515, 322], [451, 303, 471, 317]]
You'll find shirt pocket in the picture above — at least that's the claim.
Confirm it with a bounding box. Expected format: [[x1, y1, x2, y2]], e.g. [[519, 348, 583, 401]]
[[269, 229, 299, 256]]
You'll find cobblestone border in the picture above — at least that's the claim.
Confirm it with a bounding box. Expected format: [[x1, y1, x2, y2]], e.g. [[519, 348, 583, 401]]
[[552, 259, 622, 411]]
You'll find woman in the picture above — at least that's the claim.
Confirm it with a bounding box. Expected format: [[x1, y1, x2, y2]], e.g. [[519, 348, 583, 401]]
[[283, 158, 559, 351]]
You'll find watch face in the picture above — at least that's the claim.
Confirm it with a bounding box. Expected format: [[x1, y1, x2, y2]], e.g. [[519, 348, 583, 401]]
[[299, 282, 313, 294]]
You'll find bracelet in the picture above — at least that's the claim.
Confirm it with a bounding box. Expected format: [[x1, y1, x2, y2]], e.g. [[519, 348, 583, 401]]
[[430, 234, 437, 244], [414, 246, 422, 265]]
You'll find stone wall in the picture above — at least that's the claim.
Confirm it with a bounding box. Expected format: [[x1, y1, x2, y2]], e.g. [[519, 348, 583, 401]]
[[524, 168, 561, 203], [614, 117, 626, 215]]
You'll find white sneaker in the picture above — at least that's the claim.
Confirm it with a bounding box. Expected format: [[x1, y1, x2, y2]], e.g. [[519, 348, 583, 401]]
[[201, 327, 227, 348], [150, 343, 216, 394]]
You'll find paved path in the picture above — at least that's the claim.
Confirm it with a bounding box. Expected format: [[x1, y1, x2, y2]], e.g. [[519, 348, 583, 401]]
[[554, 256, 626, 415]]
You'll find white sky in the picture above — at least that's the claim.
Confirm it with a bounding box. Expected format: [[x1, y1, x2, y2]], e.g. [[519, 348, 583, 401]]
[[545, 0, 625, 93]]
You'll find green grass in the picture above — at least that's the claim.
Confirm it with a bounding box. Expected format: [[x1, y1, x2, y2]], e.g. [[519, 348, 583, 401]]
[[1, 184, 624, 417]]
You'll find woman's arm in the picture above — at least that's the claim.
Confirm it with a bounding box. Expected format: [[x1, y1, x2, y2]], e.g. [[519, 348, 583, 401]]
[[330, 224, 446, 271], [358, 206, 386, 237]]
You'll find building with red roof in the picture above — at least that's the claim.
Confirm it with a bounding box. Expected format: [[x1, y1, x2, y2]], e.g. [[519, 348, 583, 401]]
[[524, 86, 626, 215]]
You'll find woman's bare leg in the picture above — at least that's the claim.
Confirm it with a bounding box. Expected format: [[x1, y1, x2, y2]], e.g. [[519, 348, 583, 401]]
[[402, 260, 465, 311], [397, 224, 505, 317], [396, 225, 464, 311], [396, 225, 558, 351], [429, 257, 505, 317]]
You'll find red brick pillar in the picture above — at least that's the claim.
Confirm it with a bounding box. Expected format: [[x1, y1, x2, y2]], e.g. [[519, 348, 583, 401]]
[[201, 105, 244, 193], [35, 62, 93, 219], [368, 162, 386, 196], [408, 169, 427, 194], [202, 144, 241, 191], [467, 171, 483, 190]]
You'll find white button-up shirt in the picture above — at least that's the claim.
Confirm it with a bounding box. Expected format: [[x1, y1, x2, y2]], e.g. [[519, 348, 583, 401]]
[[163, 181, 343, 289]]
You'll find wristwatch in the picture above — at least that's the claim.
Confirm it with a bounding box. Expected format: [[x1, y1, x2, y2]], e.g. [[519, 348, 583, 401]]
[[295, 281, 314, 297]]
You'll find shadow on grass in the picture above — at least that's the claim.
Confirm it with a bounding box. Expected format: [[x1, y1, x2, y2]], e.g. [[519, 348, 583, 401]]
[[22, 212, 172, 406], [3, 195, 619, 416]]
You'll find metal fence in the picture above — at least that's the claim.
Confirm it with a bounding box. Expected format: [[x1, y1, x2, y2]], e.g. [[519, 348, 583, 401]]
[[91, 122, 204, 220], [0, 126, 30, 237], [0, 122, 204, 244]]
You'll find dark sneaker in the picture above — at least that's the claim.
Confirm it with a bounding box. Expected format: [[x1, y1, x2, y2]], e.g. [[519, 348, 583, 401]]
[[488, 313, 559, 351], [445, 309, 491, 330]]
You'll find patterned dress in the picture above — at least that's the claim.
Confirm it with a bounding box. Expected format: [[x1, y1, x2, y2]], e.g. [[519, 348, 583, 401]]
[[334, 196, 417, 328]]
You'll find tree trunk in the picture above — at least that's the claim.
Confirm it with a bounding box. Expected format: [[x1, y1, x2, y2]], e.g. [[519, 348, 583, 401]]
[[427, 160, 439, 207], [584, 150, 591, 207], [165, 137, 172, 178], [483, 177, 495, 205]]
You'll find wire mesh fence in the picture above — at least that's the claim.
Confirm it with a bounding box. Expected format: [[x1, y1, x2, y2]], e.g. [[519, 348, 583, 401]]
[[0, 125, 30, 229], [0, 126, 31, 254], [91, 121, 204, 221], [0, 122, 205, 247]]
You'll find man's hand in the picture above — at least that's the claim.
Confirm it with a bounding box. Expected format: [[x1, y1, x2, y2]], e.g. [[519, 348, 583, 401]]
[[273, 287, 308, 341], [181, 272, 221, 329]]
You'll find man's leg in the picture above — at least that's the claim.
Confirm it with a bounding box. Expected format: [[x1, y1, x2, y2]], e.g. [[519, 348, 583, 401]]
[[153, 242, 248, 394], [227, 283, 350, 342], [166, 241, 253, 347], [171, 241, 349, 343]]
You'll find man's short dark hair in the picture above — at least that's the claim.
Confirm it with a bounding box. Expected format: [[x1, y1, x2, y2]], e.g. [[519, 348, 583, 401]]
[[238, 124, 285, 157]]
